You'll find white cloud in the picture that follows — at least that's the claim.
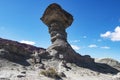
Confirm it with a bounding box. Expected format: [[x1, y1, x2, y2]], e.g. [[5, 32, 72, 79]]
[[100, 26, 120, 41], [101, 46, 110, 49], [20, 40, 36, 45], [101, 31, 111, 38], [88, 44, 98, 48], [71, 45, 80, 50]]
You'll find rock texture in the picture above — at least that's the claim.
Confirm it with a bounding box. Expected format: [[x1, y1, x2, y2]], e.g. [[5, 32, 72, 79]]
[[95, 58, 120, 71], [0, 38, 45, 65], [0, 57, 120, 80], [41, 3, 94, 64], [0, 3, 120, 80]]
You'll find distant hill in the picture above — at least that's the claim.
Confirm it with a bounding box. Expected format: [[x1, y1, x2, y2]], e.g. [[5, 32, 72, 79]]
[[95, 58, 120, 71], [0, 38, 45, 64]]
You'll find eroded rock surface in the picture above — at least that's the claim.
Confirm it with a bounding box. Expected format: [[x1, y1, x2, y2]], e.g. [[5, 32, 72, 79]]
[[0, 38, 45, 65], [41, 3, 94, 64], [0, 3, 120, 80], [95, 58, 120, 71]]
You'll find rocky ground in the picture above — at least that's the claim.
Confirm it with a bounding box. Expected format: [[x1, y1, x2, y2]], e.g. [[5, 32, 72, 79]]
[[1, 3, 120, 80], [0, 56, 120, 80], [0, 38, 120, 80]]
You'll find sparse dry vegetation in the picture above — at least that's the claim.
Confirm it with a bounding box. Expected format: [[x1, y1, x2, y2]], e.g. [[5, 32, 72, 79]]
[[40, 67, 61, 79]]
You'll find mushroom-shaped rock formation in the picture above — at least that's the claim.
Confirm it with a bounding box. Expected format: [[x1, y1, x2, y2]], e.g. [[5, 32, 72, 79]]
[[41, 3, 73, 28], [41, 3, 94, 64]]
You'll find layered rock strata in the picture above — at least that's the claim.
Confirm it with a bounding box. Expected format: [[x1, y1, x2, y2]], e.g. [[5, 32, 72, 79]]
[[41, 3, 94, 63]]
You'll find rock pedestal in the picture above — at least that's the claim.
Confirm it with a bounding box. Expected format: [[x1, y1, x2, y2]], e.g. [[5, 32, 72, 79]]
[[41, 3, 94, 63]]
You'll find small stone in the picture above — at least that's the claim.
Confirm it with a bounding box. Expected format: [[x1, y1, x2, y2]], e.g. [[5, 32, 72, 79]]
[[21, 71, 26, 74], [17, 75, 25, 78]]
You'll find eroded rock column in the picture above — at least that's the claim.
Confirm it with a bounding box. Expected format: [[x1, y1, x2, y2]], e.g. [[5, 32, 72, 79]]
[[41, 3, 94, 63]]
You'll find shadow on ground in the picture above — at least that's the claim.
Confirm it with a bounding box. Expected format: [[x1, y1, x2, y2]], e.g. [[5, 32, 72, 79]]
[[0, 51, 30, 66], [75, 61, 120, 75]]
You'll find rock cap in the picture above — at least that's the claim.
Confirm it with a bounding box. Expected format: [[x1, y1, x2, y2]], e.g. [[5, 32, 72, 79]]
[[41, 3, 73, 28]]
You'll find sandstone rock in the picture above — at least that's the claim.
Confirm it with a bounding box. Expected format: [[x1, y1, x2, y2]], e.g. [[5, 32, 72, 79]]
[[41, 3, 94, 65], [41, 3, 73, 28]]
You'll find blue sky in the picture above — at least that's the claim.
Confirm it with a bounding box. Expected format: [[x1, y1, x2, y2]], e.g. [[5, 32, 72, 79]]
[[0, 0, 120, 61]]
